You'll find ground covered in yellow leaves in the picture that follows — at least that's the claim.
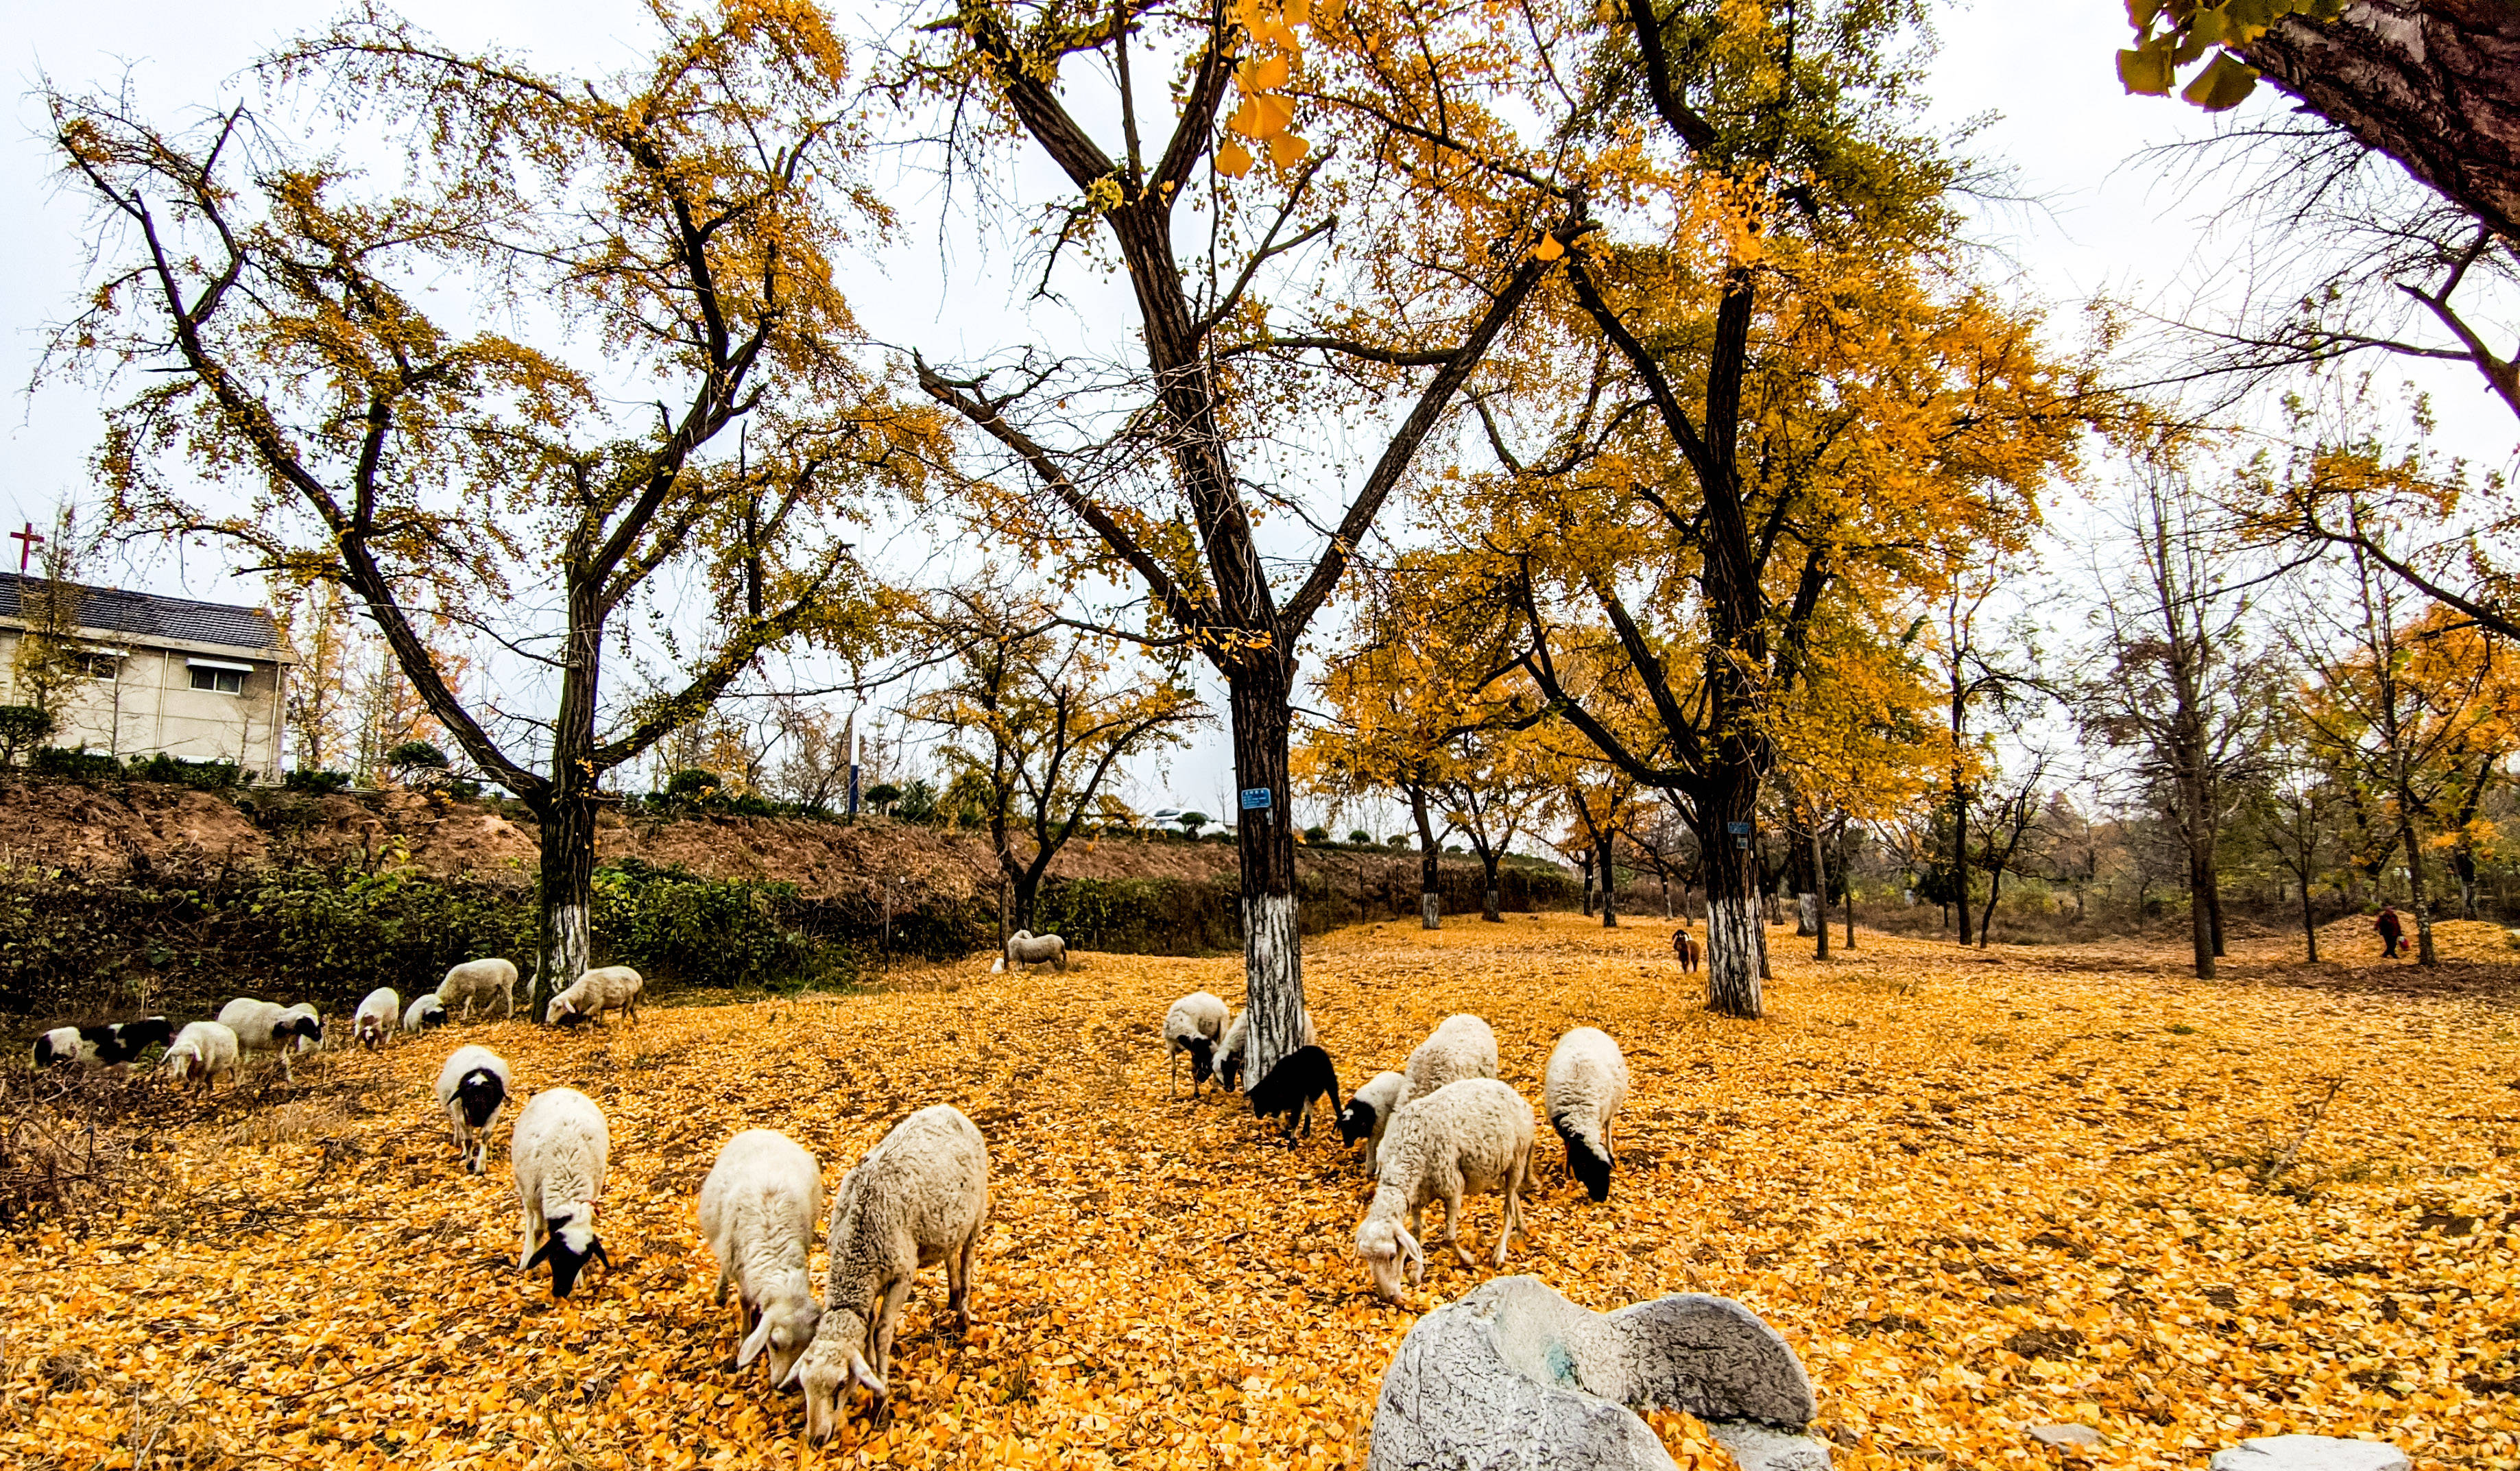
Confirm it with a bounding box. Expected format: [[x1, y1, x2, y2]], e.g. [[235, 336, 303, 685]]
[[4, 913, 2515, 1470]]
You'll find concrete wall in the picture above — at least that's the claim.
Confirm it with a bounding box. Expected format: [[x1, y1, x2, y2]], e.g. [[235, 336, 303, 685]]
[[0, 630, 289, 780]]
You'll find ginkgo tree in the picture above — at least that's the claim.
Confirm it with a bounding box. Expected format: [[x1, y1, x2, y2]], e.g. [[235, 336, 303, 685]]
[[43, 3, 938, 1006], [1449, 0, 2093, 1016], [897, 0, 1585, 1075]]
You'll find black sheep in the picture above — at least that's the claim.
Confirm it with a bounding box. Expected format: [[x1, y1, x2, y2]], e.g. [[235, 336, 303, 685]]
[[1247, 1046, 1341, 1145]]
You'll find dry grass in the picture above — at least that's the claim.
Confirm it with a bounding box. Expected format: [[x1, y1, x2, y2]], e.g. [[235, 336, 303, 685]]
[[1, 915, 2512, 1470]]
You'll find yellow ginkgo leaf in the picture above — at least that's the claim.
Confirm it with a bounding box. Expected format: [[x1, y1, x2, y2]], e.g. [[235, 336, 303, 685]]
[[1249, 93, 1295, 137], [1266, 130, 1310, 169], [1229, 99, 1267, 139], [1284, 0, 1313, 23], [1215, 139, 1255, 178], [1240, 54, 1291, 91], [1533, 232, 1564, 261]]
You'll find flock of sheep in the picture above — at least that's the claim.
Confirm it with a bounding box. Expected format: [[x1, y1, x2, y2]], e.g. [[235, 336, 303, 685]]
[[27, 935, 1632, 1446], [1162, 992, 1631, 1304]]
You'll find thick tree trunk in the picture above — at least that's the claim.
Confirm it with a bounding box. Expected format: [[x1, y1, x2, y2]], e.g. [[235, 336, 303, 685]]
[[1843, 882, 1855, 951], [1013, 870, 1042, 933], [1229, 669, 1307, 1079], [532, 789, 597, 1020], [1811, 827, 1829, 961], [1410, 785, 1441, 931], [1695, 797, 1762, 1020], [2184, 829, 2217, 980], [1477, 847, 1503, 922], [2242, 3, 2520, 246]]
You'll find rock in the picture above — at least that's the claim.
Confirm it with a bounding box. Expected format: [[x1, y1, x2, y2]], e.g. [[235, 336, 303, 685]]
[[2208, 1437, 2411, 1471], [2028, 1423, 2104, 1448], [1367, 1275, 1827, 1471]]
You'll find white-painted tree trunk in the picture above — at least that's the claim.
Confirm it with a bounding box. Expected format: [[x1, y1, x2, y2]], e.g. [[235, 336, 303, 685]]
[[1705, 895, 1764, 1019], [1420, 892, 1441, 930], [1242, 892, 1305, 1077], [542, 898, 590, 1018], [1794, 892, 1819, 936]]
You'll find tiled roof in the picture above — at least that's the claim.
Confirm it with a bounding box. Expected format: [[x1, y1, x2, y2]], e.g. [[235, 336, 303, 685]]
[[0, 572, 281, 653]]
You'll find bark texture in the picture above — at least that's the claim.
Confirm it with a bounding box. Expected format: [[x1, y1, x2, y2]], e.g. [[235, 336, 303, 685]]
[[2243, 3, 2520, 243]]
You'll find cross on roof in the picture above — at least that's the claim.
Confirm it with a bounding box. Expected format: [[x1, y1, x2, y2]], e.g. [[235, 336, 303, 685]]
[[9, 523, 40, 575]]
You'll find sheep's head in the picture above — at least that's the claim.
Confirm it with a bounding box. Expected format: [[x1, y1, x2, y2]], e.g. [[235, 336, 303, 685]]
[[1336, 1099, 1378, 1147], [793, 1310, 884, 1444], [158, 1047, 197, 1082], [1184, 1037, 1215, 1085], [527, 1213, 610, 1297], [740, 1297, 822, 1389], [545, 995, 584, 1027], [1355, 1216, 1424, 1303], [1552, 1114, 1613, 1201]]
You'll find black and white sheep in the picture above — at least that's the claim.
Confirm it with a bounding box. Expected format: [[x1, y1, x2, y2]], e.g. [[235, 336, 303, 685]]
[[512, 1086, 611, 1297], [794, 1104, 990, 1442], [700, 1129, 825, 1390], [1544, 1027, 1630, 1201], [989, 929, 1068, 973], [1247, 1045, 1341, 1143], [160, 1022, 241, 1093], [1336, 1070, 1411, 1177], [545, 966, 643, 1028], [1352, 1077, 1534, 1302], [435, 957, 518, 1020], [32, 1017, 171, 1071], [403, 995, 450, 1033], [353, 988, 400, 1050], [1163, 991, 1230, 1096], [437, 1044, 512, 1175], [216, 998, 324, 1079], [1214, 1007, 1317, 1094], [32, 1027, 99, 1069], [1403, 1012, 1499, 1099]]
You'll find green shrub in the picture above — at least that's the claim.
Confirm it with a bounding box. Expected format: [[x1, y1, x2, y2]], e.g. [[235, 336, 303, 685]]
[[593, 858, 841, 990], [664, 768, 721, 802], [0, 706, 55, 765], [31, 747, 120, 780], [284, 767, 353, 794]]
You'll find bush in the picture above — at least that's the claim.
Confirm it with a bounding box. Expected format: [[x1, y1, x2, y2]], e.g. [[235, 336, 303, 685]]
[[0, 705, 55, 765], [664, 768, 722, 802], [593, 859, 837, 990], [1348, 829, 1373, 845], [124, 752, 241, 790], [864, 782, 901, 814], [1304, 826, 1330, 845], [893, 779, 939, 824], [30, 747, 120, 780], [284, 767, 353, 794], [384, 741, 450, 771]]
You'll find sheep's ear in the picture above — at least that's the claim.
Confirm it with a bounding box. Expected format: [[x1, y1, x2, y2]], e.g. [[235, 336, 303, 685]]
[[736, 1315, 775, 1368], [1394, 1225, 1426, 1270], [526, 1239, 557, 1271], [775, 1354, 806, 1391], [846, 1349, 886, 1398], [588, 1239, 612, 1272]]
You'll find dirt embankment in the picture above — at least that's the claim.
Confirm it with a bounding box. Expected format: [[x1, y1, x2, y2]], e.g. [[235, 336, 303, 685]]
[[0, 774, 1550, 900]]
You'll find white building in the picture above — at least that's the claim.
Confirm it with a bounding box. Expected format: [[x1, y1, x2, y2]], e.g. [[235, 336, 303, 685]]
[[0, 573, 293, 780]]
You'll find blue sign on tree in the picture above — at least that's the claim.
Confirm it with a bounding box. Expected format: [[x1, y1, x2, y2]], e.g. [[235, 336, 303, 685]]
[[1240, 787, 1273, 811]]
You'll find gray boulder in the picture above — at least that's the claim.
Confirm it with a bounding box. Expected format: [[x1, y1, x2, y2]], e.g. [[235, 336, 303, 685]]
[[2208, 1437, 2410, 1471], [1367, 1275, 1831, 1471]]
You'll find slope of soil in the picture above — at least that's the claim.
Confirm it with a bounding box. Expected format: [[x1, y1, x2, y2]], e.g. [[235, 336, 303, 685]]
[[2, 917, 2507, 1470]]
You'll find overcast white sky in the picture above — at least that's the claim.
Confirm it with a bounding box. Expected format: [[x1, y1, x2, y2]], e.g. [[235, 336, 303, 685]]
[[5, 2, 2514, 841]]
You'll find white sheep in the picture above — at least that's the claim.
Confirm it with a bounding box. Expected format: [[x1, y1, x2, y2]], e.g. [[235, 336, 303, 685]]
[[1214, 1006, 1318, 1093], [158, 1022, 241, 1093], [545, 965, 643, 1028], [793, 1105, 990, 1442], [435, 957, 518, 1021], [353, 988, 400, 1050], [699, 1129, 826, 1391], [511, 1086, 611, 1297], [1163, 990, 1231, 1095], [989, 929, 1068, 973], [1336, 1070, 1413, 1177], [437, 1044, 512, 1175], [216, 998, 324, 1079], [1352, 1077, 1534, 1302], [1404, 1012, 1500, 1099], [1544, 1027, 1631, 1202], [403, 995, 449, 1033]]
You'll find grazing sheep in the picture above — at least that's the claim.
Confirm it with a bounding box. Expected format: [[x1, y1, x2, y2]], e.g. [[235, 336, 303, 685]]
[[1214, 1007, 1318, 1094], [1164, 991, 1230, 1096], [160, 1022, 241, 1094], [1404, 1013, 1500, 1099], [217, 998, 324, 1079], [512, 1086, 611, 1297], [435, 957, 518, 1020], [1544, 1027, 1631, 1202], [1336, 1071, 1412, 1177], [353, 989, 400, 1050], [1352, 1077, 1535, 1303], [545, 966, 643, 1028], [989, 929, 1068, 974], [32, 1027, 89, 1068], [107, 1016, 176, 1054], [793, 1105, 990, 1442], [33, 1018, 171, 1071], [1247, 1045, 1341, 1143], [403, 995, 449, 1033], [700, 1129, 826, 1390], [437, 1044, 512, 1175]]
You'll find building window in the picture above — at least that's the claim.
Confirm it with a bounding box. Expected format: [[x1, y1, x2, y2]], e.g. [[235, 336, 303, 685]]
[[190, 667, 245, 694], [77, 654, 120, 682]]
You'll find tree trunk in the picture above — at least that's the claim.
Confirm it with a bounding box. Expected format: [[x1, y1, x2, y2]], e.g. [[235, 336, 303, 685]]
[[1478, 848, 1503, 922], [1976, 861, 2003, 950], [1410, 785, 1441, 930], [1597, 829, 1618, 929], [1696, 798, 1762, 1019], [1784, 805, 1819, 937], [1013, 870, 1042, 933], [2204, 850, 2227, 957], [1843, 882, 1855, 951], [1229, 669, 1307, 1079], [532, 787, 598, 1021], [1811, 826, 1829, 961], [1580, 850, 1596, 916], [2401, 809, 2439, 966], [2184, 828, 2217, 980], [2300, 868, 2320, 964], [2242, 2, 2520, 246]]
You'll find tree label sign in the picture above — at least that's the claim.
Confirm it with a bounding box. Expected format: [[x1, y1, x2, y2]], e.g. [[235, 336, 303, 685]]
[[1728, 821, 1751, 848], [1240, 787, 1273, 811]]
